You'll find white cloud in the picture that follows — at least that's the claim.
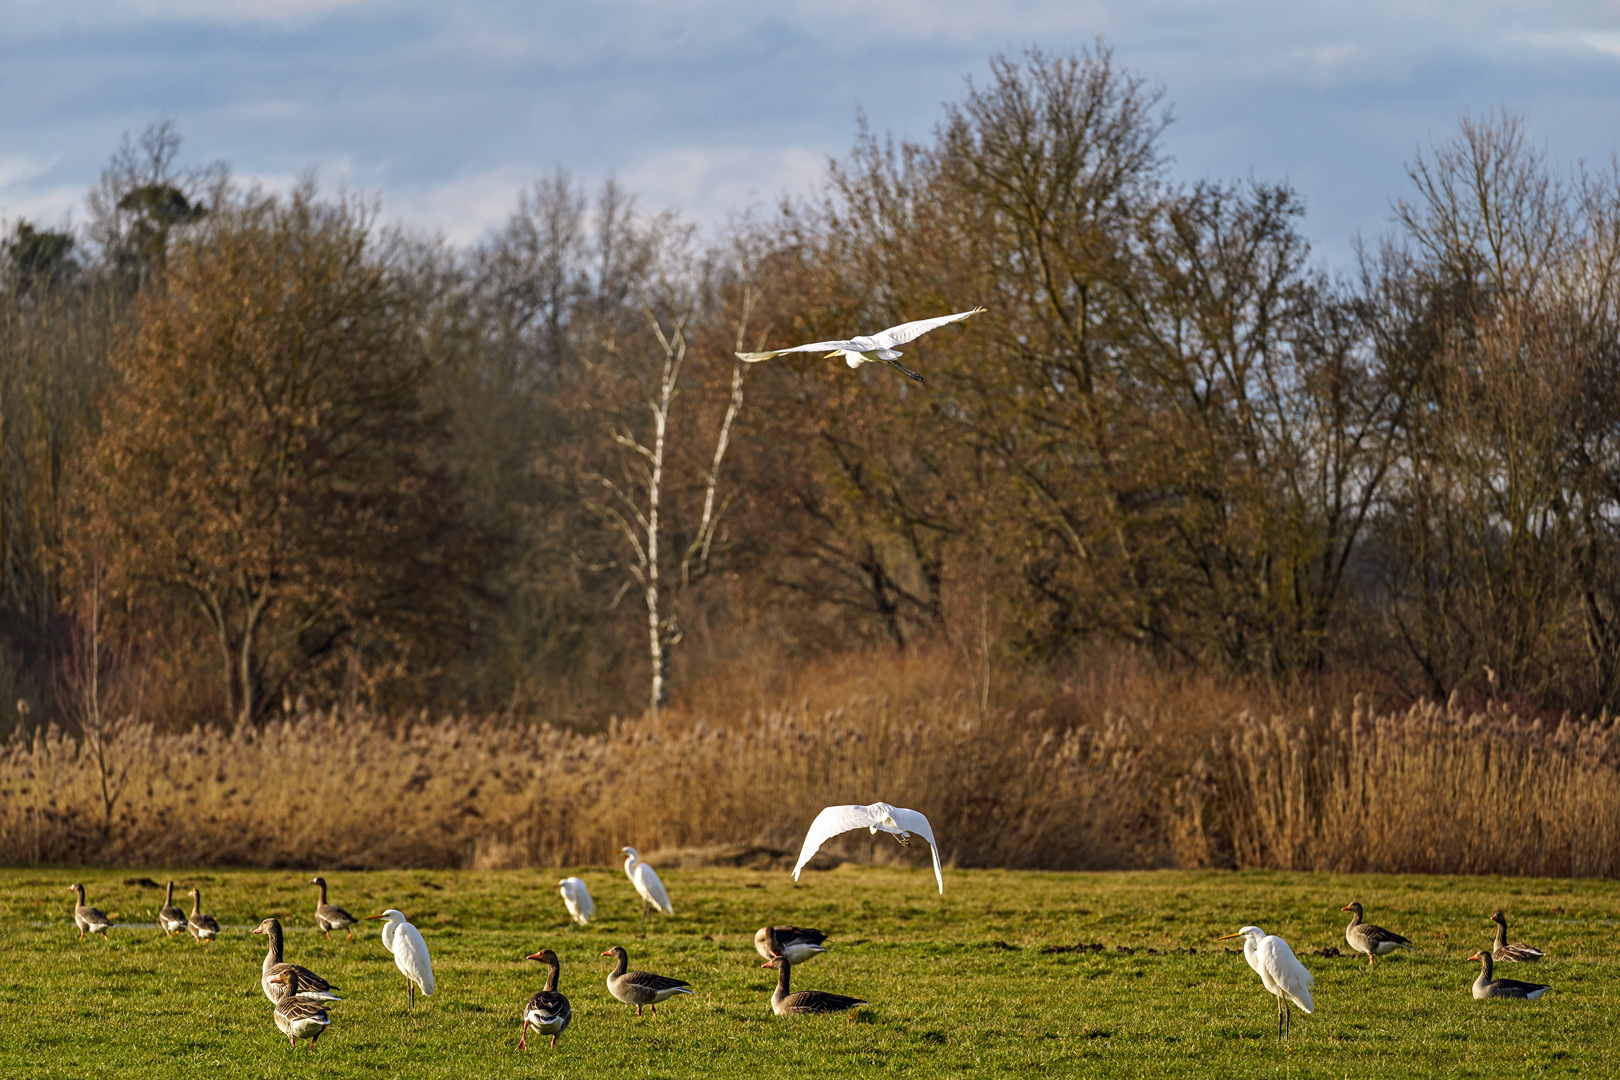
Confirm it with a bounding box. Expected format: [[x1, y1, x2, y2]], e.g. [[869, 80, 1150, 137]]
[[382, 166, 531, 246], [0, 155, 80, 227], [620, 145, 829, 225]]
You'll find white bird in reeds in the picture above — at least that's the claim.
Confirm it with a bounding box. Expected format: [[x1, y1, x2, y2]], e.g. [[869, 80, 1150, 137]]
[[558, 877, 595, 926], [621, 847, 673, 936], [366, 909, 435, 1006], [735, 307, 985, 384], [792, 802, 944, 894], [1218, 925, 1315, 1038]]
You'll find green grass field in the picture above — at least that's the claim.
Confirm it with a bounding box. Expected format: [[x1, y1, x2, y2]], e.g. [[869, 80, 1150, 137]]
[[1, 865, 1616, 1078]]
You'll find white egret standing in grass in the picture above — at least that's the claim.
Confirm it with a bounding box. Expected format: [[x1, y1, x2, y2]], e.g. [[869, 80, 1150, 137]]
[[735, 307, 985, 384], [1218, 925, 1314, 1037], [558, 877, 595, 926], [621, 847, 672, 936], [792, 802, 944, 894], [366, 909, 435, 1006]]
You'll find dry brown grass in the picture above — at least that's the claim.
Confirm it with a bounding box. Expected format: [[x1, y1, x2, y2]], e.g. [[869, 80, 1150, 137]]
[[3, 651, 1618, 876]]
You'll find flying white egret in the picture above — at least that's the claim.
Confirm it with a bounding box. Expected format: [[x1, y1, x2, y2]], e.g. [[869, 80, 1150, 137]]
[[365, 909, 435, 1006], [792, 802, 944, 894], [1218, 925, 1315, 1038], [558, 877, 595, 926], [736, 307, 985, 384], [621, 847, 673, 936]]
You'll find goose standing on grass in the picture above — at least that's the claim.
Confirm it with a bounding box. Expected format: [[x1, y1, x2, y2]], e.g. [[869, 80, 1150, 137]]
[[68, 883, 112, 942], [268, 970, 332, 1049], [519, 948, 572, 1050], [186, 887, 219, 944], [558, 877, 595, 926], [252, 918, 340, 1004], [157, 881, 187, 938], [1490, 910, 1545, 962], [366, 909, 435, 1006], [602, 945, 693, 1017], [762, 953, 866, 1016], [755, 926, 829, 965], [311, 877, 358, 942], [1469, 950, 1552, 999], [1218, 925, 1314, 1037], [1342, 902, 1412, 966], [793, 802, 944, 894], [621, 848, 673, 936]]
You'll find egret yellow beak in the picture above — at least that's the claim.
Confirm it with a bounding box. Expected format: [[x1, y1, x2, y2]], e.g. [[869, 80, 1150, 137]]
[[1217, 932, 1245, 940]]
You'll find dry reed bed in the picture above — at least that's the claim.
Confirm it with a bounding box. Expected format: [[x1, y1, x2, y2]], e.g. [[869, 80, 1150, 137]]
[[2, 696, 1617, 876]]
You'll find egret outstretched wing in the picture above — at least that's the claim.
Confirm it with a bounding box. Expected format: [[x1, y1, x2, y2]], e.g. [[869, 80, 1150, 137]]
[[792, 801, 944, 894], [737, 339, 863, 362], [870, 307, 986, 348]]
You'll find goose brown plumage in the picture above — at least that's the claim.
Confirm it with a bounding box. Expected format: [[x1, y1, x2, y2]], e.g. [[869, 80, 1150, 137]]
[[187, 887, 220, 943], [310, 877, 358, 941], [1490, 910, 1545, 962], [762, 954, 867, 1016], [602, 945, 694, 1017], [519, 948, 572, 1049], [1469, 950, 1551, 999], [1342, 901, 1412, 965], [68, 883, 112, 942], [755, 926, 829, 965], [252, 918, 341, 1003], [269, 969, 333, 1049], [158, 881, 187, 937]]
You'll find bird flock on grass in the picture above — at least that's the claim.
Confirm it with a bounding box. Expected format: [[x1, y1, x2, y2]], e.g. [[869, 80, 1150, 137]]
[[60, 794, 1558, 1055]]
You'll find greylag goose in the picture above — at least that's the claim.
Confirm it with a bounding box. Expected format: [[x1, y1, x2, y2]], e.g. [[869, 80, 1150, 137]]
[[1469, 950, 1551, 999], [252, 918, 341, 1003], [68, 883, 112, 942], [311, 877, 358, 941], [621, 848, 672, 936], [793, 802, 944, 893], [1342, 902, 1412, 965], [365, 909, 435, 1006], [762, 954, 866, 1016], [559, 877, 595, 926], [1218, 926, 1314, 1037], [519, 948, 572, 1050], [186, 887, 220, 943], [602, 945, 693, 1017], [1490, 910, 1545, 962], [268, 969, 332, 1049], [755, 926, 829, 965], [157, 881, 187, 938]]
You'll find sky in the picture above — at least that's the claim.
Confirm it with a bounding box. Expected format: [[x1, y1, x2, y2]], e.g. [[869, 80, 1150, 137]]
[[3, 1, 1620, 271]]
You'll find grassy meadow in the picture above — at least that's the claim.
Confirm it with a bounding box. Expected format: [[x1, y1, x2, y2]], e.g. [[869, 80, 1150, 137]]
[[0, 864, 1616, 1078]]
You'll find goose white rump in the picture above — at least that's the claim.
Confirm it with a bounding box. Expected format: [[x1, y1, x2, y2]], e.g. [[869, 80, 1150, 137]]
[[792, 802, 944, 893]]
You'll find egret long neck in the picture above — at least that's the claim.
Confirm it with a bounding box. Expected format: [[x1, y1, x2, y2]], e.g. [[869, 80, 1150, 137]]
[[623, 853, 638, 876], [544, 959, 560, 993]]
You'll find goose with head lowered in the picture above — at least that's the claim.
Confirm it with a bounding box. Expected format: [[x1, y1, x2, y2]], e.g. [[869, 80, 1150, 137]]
[[68, 883, 112, 942], [252, 918, 340, 1004], [1469, 950, 1551, 999], [1342, 901, 1411, 966], [755, 926, 829, 965], [1489, 910, 1545, 962], [602, 945, 693, 1017], [268, 969, 332, 1050], [762, 953, 866, 1016], [519, 948, 572, 1050]]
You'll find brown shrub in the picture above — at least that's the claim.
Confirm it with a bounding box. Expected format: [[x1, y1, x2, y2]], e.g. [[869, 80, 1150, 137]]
[[3, 653, 1617, 876]]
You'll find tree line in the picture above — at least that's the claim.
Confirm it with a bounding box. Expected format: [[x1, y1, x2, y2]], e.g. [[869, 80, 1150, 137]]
[[5, 46, 1620, 732]]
